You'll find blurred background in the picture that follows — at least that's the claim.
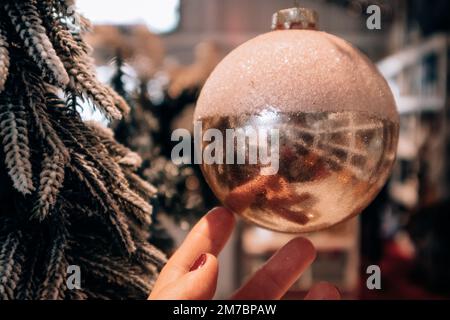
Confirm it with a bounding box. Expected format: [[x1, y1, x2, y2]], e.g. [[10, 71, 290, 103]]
[[75, 0, 450, 299]]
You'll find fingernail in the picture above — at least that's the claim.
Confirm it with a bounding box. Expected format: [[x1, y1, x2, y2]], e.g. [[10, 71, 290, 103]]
[[334, 285, 342, 298], [189, 253, 207, 272]]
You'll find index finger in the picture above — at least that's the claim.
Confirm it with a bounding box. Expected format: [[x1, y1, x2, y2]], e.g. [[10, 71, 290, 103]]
[[231, 237, 316, 300], [153, 207, 235, 293]]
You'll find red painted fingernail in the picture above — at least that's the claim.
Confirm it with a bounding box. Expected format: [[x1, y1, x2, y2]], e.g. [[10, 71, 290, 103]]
[[189, 254, 207, 272]]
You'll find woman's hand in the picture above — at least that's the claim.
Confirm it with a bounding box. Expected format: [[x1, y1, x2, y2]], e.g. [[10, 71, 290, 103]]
[[148, 207, 340, 300]]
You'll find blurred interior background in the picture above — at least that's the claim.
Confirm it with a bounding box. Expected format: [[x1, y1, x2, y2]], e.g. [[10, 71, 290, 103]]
[[75, 0, 450, 299]]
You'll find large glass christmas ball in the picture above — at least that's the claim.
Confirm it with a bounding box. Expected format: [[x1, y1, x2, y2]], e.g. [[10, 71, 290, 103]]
[[194, 10, 399, 233]]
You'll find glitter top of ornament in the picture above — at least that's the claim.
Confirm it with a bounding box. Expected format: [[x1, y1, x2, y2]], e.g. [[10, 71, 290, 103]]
[[195, 30, 398, 121]]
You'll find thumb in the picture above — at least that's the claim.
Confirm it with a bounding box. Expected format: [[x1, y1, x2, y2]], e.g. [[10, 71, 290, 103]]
[[151, 253, 219, 300]]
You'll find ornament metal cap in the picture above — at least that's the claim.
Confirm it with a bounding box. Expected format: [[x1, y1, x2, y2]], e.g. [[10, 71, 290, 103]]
[[271, 7, 319, 30]]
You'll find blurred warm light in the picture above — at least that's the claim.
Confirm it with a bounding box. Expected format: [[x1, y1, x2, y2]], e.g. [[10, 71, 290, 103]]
[[76, 0, 180, 33]]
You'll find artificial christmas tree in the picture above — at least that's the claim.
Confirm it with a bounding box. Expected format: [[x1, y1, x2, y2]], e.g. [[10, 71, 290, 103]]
[[0, 0, 165, 299]]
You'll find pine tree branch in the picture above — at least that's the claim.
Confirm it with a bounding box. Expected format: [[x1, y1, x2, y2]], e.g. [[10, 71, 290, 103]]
[[72, 154, 137, 255], [38, 216, 69, 300], [3, 1, 69, 87], [0, 100, 35, 194], [0, 231, 23, 300], [32, 151, 66, 220], [0, 27, 10, 93]]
